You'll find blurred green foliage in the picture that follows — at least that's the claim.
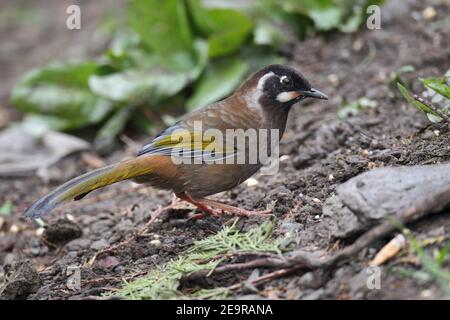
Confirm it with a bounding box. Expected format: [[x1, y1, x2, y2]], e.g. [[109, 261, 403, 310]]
[[11, 0, 385, 148], [397, 69, 450, 123], [338, 97, 378, 119]]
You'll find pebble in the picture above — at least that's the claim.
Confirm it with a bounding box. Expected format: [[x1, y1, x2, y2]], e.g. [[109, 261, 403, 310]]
[[150, 239, 161, 246], [422, 7, 436, 20], [9, 225, 20, 233], [328, 74, 339, 86], [421, 289, 433, 298], [245, 178, 259, 187], [90, 239, 109, 251], [67, 238, 91, 251], [298, 272, 315, 287]]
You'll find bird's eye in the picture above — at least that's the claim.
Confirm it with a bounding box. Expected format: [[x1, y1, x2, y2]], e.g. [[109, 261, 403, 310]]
[[280, 76, 292, 87]]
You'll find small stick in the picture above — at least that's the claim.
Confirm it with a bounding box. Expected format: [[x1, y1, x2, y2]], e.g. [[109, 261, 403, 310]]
[[227, 267, 299, 291]]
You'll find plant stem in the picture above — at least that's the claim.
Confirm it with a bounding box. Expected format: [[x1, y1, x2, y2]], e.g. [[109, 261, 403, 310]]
[[413, 94, 450, 123]]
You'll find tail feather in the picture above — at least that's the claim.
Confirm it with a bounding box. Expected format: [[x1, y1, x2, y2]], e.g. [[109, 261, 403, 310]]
[[24, 157, 154, 218]]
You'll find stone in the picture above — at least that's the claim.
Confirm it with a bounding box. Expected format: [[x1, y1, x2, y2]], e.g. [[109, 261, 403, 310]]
[[90, 239, 109, 251], [337, 163, 450, 223], [322, 196, 363, 238], [322, 163, 450, 239], [0, 260, 41, 299]]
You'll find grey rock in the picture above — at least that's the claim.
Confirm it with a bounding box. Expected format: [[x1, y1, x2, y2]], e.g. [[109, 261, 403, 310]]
[[279, 220, 303, 234], [322, 196, 363, 238], [3, 253, 16, 267], [90, 239, 110, 251], [323, 163, 450, 239], [0, 260, 41, 300], [237, 294, 268, 300], [67, 238, 91, 251], [115, 219, 134, 232], [298, 272, 315, 287], [337, 163, 450, 223], [302, 289, 324, 300]]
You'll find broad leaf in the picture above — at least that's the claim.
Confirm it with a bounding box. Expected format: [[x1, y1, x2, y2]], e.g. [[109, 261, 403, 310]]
[[128, 0, 193, 55], [11, 61, 113, 130], [90, 41, 208, 105], [254, 22, 288, 47], [187, 57, 248, 110], [188, 0, 253, 57], [420, 77, 450, 100]]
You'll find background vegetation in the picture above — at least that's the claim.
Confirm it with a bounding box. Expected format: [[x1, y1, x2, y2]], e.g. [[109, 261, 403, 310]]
[[11, 0, 385, 150]]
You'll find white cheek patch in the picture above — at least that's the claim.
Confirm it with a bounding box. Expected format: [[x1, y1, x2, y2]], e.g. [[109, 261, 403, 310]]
[[276, 91, 301, 103]]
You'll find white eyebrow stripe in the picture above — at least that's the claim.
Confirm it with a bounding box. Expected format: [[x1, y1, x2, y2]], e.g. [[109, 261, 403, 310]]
[[257, 71, 275, 91]]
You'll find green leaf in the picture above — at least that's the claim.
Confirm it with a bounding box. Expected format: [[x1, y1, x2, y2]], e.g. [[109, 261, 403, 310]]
[[282, 0, 341, 31], [128, 0, 193, 55], [11, 61, 113, 130], [187, 57, 249, 110], [338, 13, 362, 33], [397, 82, 442, 122], [309, 6, 343, 31], [187, 0, 253, 57], [96, 108, 132, 141], [240, 45, 287, 72], [281, 0, 385, 32], [90, 41, 208, 105], [435, 241, 450, 267], [254, 22, 288, 47], [94, 107, 133, 154], [338, 97, 377, 118], [0, 200, 13, 216], [420, 77, 450, 99], [20, 114, 81, 136], [89, 70, 190, 105]]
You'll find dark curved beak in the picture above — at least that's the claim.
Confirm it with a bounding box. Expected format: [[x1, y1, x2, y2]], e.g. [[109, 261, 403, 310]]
[[301, 88, 328, 100]]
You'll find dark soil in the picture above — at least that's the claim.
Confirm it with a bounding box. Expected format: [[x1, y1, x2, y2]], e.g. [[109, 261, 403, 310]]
[[1, 0, 449, 300]]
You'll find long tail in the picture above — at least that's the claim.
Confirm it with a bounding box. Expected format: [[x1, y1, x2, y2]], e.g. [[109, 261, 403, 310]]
[[24, 156, 156, 218]]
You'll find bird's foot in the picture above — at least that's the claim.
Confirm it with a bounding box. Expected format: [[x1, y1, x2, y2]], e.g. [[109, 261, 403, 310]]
[[200, 198, 271, 217], [176, 192, 271, 218], [176, 193, 221, 220]]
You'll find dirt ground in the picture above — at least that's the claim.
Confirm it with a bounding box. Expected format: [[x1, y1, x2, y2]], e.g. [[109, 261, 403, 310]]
[[0, 0, 449, 300]]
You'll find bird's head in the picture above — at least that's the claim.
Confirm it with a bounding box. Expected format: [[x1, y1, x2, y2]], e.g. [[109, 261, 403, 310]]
[[240, 64, 328, 110]]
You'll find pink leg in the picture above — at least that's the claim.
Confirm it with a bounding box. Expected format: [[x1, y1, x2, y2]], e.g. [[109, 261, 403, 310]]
[[176, 193, 271, 218]]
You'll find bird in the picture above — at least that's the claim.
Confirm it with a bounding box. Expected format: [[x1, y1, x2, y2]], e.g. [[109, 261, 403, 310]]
[[24, 64, 328, 219]]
